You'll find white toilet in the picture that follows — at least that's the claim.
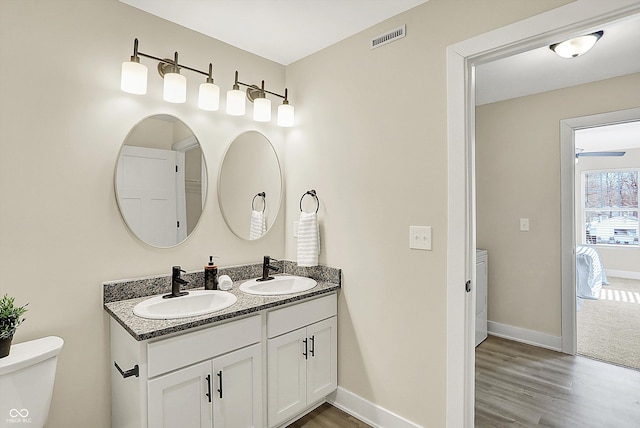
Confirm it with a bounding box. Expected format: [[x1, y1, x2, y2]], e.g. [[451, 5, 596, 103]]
[[0, 336, 64, 428]]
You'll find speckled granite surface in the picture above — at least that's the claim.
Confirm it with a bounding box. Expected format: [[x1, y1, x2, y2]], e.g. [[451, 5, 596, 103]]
[[103, 260, 341, 341]]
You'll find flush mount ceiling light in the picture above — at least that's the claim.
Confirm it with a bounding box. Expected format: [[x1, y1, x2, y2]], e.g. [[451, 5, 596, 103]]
[[121, 39, 294, 126], [549, 30, 603, 58]]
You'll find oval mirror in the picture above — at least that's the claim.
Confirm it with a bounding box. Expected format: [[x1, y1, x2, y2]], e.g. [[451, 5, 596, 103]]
[[115, 115, 207, 247], [218, 131, 282, 240]]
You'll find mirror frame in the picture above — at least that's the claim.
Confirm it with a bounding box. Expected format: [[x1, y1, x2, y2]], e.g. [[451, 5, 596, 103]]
[[217, 130, 282, 240], [114, 114, 208, 248]]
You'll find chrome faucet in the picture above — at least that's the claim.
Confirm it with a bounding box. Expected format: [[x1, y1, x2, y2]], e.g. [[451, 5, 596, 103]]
[[164, 266, 189, 298], [258, 255, 279, 282]]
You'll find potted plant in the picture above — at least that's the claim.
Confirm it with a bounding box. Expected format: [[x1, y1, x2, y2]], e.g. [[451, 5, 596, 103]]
[[0, 294, 28, 358]]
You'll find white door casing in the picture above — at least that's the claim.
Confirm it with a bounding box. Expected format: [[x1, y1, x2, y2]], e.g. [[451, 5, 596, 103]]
[[446, 1, 640, 427]]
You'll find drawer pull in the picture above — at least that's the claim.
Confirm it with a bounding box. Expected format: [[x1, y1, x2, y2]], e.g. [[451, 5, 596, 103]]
[[114, 361, 139, 378], [310, 335, 315, 357], [303, 338, 308, 360]]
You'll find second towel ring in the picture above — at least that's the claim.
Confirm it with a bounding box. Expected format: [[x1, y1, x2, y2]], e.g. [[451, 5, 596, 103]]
[[252, 192, 266, 213], [299, 189, 319, 213]]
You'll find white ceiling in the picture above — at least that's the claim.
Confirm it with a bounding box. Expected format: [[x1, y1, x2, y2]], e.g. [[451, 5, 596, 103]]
[[576, 121, 640, 152], [119, 0, 427, 65], [476, 13, 640, 106]]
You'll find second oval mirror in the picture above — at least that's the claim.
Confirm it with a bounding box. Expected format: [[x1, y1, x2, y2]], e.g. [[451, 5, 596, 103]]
[[115, 115, 207, 247], [218, 131, 282, 240]]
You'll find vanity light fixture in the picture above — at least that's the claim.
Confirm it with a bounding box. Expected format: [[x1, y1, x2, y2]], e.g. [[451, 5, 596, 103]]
[[549, 30, 603, 58], [228, 71, 294, 127], [226, 71, 246, 116], [121, 38, 219, 109], [120, 39, 294, 126], [252, 81, 272, 122], [198, 64, 220, 111], [162, 52, 187, 103]]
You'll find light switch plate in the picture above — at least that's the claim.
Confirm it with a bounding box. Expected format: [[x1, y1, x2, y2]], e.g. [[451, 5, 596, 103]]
[[410, 226, 432, 250], [520, 218, 530, 231], [293, 221, 299, 238]]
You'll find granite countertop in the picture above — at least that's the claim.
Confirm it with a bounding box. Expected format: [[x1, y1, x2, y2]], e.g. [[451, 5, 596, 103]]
[[103, 261, 341, 341]]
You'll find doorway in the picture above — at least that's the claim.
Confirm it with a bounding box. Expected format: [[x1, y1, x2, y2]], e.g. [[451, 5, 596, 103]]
[[446, 3, 640, 427], [561, 111, 640, 370]]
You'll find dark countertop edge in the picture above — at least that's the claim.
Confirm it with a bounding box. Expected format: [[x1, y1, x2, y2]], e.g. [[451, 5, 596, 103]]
[[105, 283, 340, 341]]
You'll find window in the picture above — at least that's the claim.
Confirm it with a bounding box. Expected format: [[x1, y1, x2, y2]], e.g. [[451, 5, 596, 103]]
[[582, 170, 639, 246]]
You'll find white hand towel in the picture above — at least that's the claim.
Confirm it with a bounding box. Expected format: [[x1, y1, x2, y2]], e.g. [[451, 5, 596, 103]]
[[297, 211, 320, 267], [249, 210, 266, 240]]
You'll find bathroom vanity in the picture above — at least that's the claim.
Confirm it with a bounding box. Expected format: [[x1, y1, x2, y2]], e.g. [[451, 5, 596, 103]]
[[104, 264, 340, 428]]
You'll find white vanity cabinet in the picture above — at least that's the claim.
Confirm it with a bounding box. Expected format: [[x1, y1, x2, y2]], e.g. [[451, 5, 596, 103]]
[[266, 294, 337, 428], [110, 315, 262, 428]]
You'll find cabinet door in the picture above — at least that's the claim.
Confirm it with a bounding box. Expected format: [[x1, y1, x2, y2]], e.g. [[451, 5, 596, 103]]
[[267, 328, 308, 427], [212, 344, 262, 428], [148, 360, 212, 428], [307, 317, 337, 404]]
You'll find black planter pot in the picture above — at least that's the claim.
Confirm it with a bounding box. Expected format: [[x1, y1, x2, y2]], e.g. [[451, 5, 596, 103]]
[[0, 335, 13, 358]]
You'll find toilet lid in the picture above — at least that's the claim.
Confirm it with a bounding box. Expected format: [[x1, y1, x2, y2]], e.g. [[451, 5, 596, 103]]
[[0, 336, 63, 376]]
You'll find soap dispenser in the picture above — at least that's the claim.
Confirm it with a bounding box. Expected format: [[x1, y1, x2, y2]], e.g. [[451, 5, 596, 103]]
[[204, 256, 219, 290]]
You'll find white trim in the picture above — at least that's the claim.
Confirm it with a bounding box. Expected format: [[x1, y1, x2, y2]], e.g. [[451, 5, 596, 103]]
[[560, 107, 640, 354], [447, 2, 640, 426], [327, 387, 422, 428], [488, 321, 562, 352], [606, 270, 640, 280]]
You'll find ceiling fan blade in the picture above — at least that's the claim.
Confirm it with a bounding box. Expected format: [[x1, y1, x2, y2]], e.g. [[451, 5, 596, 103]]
[[576, 151, 626, 157]]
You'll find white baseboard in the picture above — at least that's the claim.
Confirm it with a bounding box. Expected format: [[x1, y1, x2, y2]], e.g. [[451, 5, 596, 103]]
[[487, 320, 562, 352], [327, 387, 423, 428], [606, 269, 640, 280]]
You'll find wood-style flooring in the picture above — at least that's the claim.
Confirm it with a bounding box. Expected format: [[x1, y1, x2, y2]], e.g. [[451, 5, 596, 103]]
[[286, 403, 372, 428], [476, 335, 640, 427]]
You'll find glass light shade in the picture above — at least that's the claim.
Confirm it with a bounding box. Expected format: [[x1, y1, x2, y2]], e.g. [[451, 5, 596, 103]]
[[277, 104, 295, 127], [253, 98, 271, 122], [121, 61, 148, 95], [198, 82, 220, 111], [163, 72, 187, 103], [226, 89, 246, 116], [551, 34, 600, 58]]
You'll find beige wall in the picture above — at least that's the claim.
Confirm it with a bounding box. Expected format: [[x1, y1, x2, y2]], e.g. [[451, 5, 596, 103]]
[[575, 148, 640, 274], [476, 73, 640, 336], [284, 0, 572, 425], [0, 0, 582, 426], [0, 1, 285, 426]]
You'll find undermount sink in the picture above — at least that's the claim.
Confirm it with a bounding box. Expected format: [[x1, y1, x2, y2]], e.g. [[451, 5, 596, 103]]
[[133, 290, 237, 320], [239, 275, 317, 296]]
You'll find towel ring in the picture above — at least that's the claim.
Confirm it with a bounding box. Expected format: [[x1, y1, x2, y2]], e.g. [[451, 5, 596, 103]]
[[299, 189, 319, 213], [252, 192, 266, 213]]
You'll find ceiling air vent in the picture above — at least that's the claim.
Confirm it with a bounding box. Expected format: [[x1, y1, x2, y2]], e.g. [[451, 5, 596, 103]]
[[371, 25, 406, 50]]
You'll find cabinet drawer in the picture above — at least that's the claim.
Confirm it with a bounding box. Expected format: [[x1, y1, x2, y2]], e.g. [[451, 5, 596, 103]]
[[267, 293, 337, 338], [147, 315, 261, 378]]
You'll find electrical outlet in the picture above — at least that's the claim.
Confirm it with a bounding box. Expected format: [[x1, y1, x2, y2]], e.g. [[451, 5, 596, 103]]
[[520, 218, 530, 231], [293, 221, 299, 238], [409, 226, 432, 250]]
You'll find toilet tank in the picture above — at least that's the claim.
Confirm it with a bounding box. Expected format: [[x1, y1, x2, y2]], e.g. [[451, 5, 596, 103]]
[[0, 336, 63, 428]]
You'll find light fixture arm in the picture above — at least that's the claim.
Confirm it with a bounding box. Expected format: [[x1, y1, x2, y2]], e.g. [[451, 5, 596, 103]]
[[130, 38, 212, 78], [234, 71, 288, 101]]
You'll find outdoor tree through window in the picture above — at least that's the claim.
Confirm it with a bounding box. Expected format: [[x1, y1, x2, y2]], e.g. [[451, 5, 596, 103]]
[[583, 170, 639, 246]]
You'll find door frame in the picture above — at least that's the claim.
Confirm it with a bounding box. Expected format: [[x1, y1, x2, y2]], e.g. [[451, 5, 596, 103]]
[[445, 1, 640, 426], [560, 107, 640, 354]]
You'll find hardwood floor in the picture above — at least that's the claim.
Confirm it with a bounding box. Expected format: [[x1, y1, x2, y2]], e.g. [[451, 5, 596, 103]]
[[286, 403, 372, 428], [476, 335, 640, 427]]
